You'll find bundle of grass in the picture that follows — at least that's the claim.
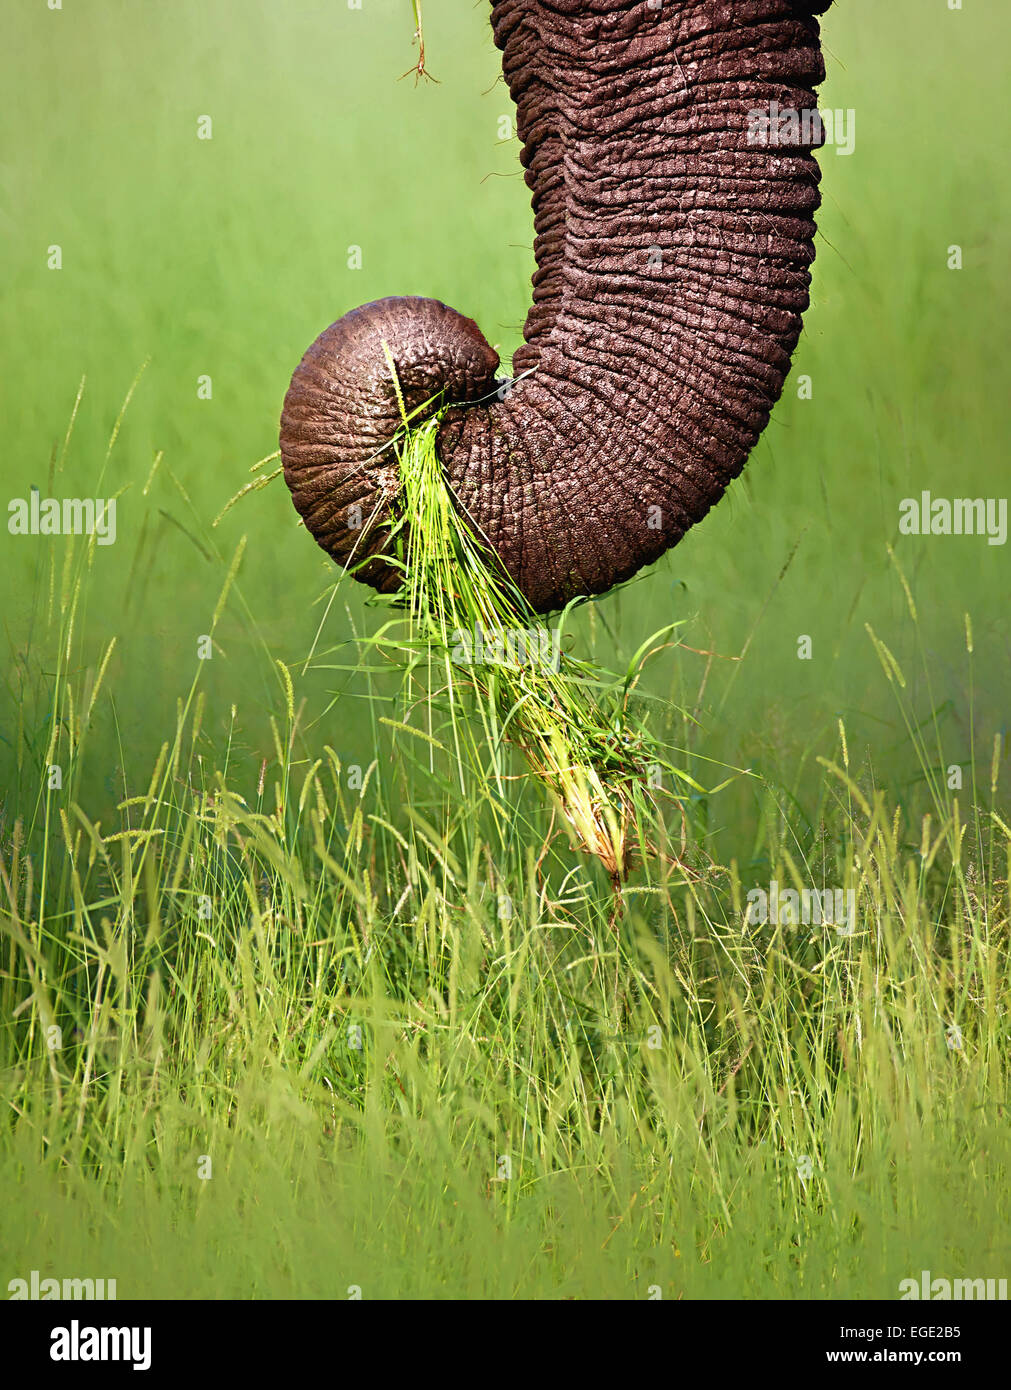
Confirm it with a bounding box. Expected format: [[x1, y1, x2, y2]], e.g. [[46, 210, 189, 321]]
[[366, 354, 713, 900]]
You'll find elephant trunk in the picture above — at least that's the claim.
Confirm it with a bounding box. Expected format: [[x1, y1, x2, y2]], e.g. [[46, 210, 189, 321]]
[[281, 0, 833, 614]]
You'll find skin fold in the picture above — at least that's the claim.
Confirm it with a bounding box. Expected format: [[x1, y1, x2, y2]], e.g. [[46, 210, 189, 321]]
[[280, 0, 834, 614]]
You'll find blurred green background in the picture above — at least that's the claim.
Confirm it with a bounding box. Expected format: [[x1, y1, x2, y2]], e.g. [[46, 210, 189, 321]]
[[2, 0, 1009, 842]]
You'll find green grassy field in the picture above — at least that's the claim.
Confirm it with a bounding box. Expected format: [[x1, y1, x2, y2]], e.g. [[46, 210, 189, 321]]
[[2, 0, 1009, 1299]]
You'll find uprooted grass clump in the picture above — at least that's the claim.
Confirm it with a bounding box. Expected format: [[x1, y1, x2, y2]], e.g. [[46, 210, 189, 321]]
[[367, 372, 727, 895]]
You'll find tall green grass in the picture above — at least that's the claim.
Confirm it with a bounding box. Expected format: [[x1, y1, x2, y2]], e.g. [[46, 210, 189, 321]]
[[1, 387, 1008, 1295]]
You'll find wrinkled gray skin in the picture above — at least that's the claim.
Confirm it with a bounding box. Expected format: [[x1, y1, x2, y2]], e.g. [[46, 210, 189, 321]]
[[281, 0, 833, 614]]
